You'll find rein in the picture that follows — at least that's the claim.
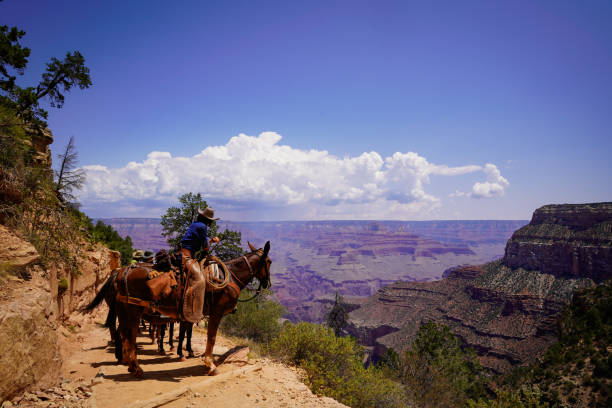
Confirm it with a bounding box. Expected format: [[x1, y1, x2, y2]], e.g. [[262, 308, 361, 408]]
[[230, 249, 266, 303]]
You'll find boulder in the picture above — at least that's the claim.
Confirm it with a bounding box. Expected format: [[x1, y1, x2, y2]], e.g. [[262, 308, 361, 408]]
[[0, 226, 40, 269]]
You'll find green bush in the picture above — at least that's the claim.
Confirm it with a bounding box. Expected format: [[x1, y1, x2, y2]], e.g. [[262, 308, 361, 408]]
[[219, 289, 284, 344], [400, 321, 489, 407], [58, 277, 69, 293], [270, 322, 406, 408], [467, 386, 548, 408]]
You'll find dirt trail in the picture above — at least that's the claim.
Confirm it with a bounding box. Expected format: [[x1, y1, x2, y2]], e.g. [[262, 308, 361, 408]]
[[55, 318, 347, 408]]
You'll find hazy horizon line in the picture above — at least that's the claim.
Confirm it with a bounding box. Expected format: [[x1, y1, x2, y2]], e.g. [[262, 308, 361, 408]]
[[95, 217, 530, 222]]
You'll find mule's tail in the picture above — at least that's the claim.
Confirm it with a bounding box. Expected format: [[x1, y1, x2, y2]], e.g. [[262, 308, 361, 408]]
[[104, 302, 116, 328], [83, 272, 116, 312]]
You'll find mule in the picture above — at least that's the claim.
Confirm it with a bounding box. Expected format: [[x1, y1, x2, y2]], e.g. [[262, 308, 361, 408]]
[[85, 264, 176, 362], [86, 241, 271, 377]]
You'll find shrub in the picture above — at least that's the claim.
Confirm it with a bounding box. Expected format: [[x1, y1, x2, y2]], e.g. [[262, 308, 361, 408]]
[[467, 386, 548, 408], [58, 278, 69, 293], [400, 321, 489, 407], [270, 322, 406, 408], [219, 289, 284, 344]]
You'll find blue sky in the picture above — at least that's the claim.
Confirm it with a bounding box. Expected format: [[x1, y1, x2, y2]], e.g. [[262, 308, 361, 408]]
[[2, 0, 611, 220]]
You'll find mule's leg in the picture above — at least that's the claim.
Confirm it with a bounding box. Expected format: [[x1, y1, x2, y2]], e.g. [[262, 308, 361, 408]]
[[127, 307, 144, 377], [158, 324, 166, 355], [168, 322, 174, 350], [113, 330, 122, 362], [148, 320, 156, 344], [117, 303, 144, 377], [116, 302, 131, 366], [185, 322, 194, 357], [177, 323, 186, 361], [127, 321, 143, 377], [203, 314, 221, 374], [108, 306, 123, 362]]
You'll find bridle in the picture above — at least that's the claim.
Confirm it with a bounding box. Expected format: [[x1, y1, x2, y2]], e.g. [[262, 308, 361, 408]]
[[231, 248, 270, 302]]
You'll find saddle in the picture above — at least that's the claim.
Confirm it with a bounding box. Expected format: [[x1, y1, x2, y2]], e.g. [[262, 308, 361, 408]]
[[146, 270, 177, 301], [115, 250, 207, 324], [200, 256, 231, 292]]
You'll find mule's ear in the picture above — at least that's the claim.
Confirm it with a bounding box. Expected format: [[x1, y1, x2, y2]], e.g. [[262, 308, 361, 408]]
[[263, 241, 270, 257], [248, 242, 257, 252]]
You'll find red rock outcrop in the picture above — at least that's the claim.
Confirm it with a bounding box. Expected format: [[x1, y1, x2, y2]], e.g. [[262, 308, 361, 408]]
[[504, 203, 612, 282], [0, 226, 119, 401], [347, 203, 611, 372]]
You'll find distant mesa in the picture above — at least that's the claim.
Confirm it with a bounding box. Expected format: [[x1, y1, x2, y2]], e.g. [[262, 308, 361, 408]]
[[346, 202, 612, 373]]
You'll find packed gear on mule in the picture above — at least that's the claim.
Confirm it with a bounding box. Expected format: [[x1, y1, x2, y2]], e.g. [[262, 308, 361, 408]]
[[177, 207, 220, 323], [131, 249, 154, 264]]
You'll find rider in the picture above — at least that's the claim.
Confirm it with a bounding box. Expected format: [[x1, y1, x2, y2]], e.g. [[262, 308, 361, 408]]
[[180, 207, 220, 260], [178, 207, 220, 322]]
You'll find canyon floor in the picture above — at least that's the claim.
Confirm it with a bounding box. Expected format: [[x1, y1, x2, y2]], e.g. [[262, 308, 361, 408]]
[[15, 316, 346, 408]]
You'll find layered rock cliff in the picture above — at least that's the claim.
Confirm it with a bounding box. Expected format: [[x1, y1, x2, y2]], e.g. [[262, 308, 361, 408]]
[[0, 225, 120, 400], [347, 203, 611, 373]]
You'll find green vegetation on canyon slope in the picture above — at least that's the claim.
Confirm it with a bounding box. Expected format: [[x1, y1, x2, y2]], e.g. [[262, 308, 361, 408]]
[[222, 278, 611, 408], [496, 281, 612, 408], [0, 21, 132, 271]]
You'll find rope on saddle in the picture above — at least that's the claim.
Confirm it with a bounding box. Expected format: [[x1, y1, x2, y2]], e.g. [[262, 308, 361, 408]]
[[201, 255, 230, 291]]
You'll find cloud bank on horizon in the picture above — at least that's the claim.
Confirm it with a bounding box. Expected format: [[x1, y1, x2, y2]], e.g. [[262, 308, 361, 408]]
[[79, 132, 509, 220]]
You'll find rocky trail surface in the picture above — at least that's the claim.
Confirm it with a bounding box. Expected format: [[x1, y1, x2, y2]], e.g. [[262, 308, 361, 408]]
[[5, 318, 346, 408]]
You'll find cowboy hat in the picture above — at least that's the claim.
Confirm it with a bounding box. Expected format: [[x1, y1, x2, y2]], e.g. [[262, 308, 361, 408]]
[[142, 250, 155, 261], [132, 250, 144, 259], [197, 207, 219, 222]]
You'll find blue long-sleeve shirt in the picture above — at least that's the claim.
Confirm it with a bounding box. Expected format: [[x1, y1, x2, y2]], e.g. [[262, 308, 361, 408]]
[[180, 221, 209, 256]]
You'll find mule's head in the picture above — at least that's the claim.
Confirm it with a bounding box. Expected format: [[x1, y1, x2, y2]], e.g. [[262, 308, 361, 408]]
[[248, 241, 272, 289]]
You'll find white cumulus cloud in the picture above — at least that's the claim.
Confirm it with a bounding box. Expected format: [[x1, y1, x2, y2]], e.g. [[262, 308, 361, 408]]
[[470, 163, 510, 198], [79, 132, 509, 219]]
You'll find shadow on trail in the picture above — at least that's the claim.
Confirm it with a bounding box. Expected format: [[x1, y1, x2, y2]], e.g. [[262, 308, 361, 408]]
[[103, 363, 209, 383], [99, 345, 249, 383]]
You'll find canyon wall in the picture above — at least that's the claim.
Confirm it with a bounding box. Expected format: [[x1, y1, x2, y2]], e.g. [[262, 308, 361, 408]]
[[346, 203, 611, 372], [0, 226, 120, 401]]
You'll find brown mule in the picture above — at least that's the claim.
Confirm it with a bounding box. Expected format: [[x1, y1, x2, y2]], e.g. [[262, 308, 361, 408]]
[[107, 241, 271, 377]]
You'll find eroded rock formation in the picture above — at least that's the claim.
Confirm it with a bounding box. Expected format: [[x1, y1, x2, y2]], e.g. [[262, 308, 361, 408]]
[[0, 226, 119, 400], [347, 203, 611, 372]]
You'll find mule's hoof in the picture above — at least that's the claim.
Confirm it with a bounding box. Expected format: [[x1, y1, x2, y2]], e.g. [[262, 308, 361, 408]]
[[187, 351, 195, 358], [134, 368, 144, 378], [158, 350, 166, 356], [179, 356, 186, 362], [169, 346, 175, 351]]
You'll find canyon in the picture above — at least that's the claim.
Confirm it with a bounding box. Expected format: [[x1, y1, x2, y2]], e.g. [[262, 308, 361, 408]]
[[101, 218, 526, 322], [346, 202, 612, 373]]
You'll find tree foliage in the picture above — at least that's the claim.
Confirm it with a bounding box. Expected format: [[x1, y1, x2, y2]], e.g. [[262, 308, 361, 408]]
[[0, 24, 30, 93], [0, 16, 97, 271], [398, 322, 488, 408], [88, 219, 134, 266], [326, 291, 349, 336], [160, 192, 243, 261], [0, 21, 91, 126], [495, 281, 612, 407]]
